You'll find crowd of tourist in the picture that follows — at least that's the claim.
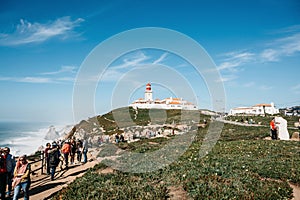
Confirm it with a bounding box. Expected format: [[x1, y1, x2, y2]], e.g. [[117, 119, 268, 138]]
[[0, 137, 89, 199], [45, 138, 89, 181]]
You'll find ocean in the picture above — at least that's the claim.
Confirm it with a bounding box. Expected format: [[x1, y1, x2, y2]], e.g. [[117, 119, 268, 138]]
[[0, 121, 55, 156]]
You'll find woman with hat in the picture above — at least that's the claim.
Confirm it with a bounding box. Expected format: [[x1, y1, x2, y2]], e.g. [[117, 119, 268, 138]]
[[12, 155, 31, 200]]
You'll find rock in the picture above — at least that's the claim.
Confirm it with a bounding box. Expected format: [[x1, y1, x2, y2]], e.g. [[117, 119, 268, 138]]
[[73, 128, 86, 140], [275, 116, 289, 140], [58, 125, 73, 137], [291, 132, 299, 141], [44, 125, 60, 140], [37, 145, 44, 152], [90, 135, 102, 145]]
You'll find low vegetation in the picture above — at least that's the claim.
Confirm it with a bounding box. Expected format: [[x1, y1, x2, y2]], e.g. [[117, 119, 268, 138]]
[[53, 109, 300, 200]]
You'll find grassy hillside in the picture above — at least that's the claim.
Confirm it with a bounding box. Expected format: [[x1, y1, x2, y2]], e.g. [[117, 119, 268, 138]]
[[54, 109, 300, 199]]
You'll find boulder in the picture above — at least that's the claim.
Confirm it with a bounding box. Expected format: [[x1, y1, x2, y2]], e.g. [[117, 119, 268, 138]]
[[291, 132, 299, 141], [44, 126, 60, 140], [73, 128, 86, 140]]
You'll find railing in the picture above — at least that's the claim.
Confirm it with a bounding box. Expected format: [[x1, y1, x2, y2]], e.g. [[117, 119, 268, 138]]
[[16, 151, 45, 175], [29, 151, 45, 175]]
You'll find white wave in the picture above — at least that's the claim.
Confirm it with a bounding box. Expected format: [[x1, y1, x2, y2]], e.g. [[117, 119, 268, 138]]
[[1, 124, 73, 157]]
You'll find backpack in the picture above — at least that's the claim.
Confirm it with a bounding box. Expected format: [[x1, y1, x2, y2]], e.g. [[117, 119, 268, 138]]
[[49, 150, 59, 166]]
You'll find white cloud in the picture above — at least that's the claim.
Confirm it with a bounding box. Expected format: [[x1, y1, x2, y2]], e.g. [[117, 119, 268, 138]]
[[99, 51, 150, 82], [217, 51, 255, 71], [215, 74, 237, 83], [16, 77, 54, 83], [270, 24, 300, 34], [217, 25, 300, 85], [0, 75, 75, 84], [260, 32, 300, 62], [99, 52, 171, 82], [0, 16, 84, 46], [100, 69, 124, 82], [259, 85, 273, 90], [260, 49, 279, 62], [152, 52, 168, 65], [0, 65, 78, 83], [279, 33, 300, 55], [41, 66, 77, 75], [218, 25, 300, 67], [112, 51, 150, 70]]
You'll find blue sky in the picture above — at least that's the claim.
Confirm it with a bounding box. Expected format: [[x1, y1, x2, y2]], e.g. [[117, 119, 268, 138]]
[[0, 0, 299, 124]]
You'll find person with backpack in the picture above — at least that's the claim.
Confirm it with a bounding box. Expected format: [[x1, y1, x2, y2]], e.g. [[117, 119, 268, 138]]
[[61, 140, 71, 170], [48, 142, 60, 181]]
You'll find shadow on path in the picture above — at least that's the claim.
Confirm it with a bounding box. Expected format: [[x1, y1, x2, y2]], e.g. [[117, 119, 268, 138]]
[[30, 182, 65, 196]]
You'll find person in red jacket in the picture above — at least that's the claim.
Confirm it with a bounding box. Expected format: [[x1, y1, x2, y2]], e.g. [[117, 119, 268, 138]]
[[61, 140, 71, 170], [270, 118, 277, 140], [0, 149, 7, 200]]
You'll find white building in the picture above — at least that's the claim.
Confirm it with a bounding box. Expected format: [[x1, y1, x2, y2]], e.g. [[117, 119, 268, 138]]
[[229, 102, 279, 116], [129, 83, 198, 110]]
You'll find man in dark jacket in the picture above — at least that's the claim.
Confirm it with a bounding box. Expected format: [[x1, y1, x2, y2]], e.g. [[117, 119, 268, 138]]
[[48, 142, 60, 181], [4, 147, 15, 197]]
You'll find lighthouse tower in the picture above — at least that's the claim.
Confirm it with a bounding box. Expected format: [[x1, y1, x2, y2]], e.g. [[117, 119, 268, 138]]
[[144, 83, 153, 102]]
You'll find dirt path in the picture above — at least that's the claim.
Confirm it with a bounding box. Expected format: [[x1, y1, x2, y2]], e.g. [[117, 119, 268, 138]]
[[167, 186, 191, 200], [23, 148, 101, 200], [26, 147, 123, 200], [216, 118, 264, 127], [290, 183, 300, 200], [30, 160, 98, 200]]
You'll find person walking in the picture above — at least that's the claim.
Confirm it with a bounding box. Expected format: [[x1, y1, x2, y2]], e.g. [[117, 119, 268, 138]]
[[76, 140, 83, 163], [0, 149, 7, 200], [70, 139, 77, 165], [82, 139, 88, 164], [44, 143, 51, 175], [270, 118, 277, 140], [61, 140, 71, 170], [12, 155, 31, 200], [48, 142, 60, 181], [4, 147, 15, 197]]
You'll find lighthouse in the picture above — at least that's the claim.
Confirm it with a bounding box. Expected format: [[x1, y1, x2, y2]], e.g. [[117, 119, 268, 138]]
[[144, 83, 153, 102], [129, 82, 198, 110]]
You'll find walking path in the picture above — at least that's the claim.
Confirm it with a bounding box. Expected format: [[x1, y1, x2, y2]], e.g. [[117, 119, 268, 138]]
[[21, 148, 100, 200], [30, 160, 98, 200], [216, 117, 264, 127], [291, 183, 300, 200]]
